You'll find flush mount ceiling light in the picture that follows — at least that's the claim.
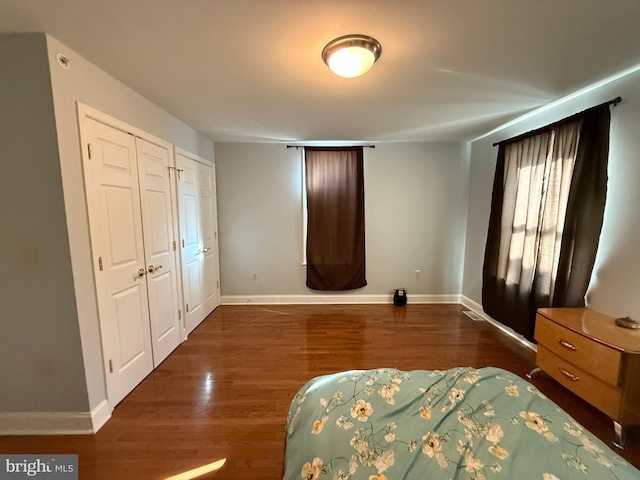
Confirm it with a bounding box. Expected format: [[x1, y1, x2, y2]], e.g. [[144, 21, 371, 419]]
[[322, 34, 382, 78]]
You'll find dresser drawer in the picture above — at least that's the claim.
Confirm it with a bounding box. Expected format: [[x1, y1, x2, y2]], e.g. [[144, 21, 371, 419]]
[[535, 314, 621, 386], [537, 346, 622, 420]]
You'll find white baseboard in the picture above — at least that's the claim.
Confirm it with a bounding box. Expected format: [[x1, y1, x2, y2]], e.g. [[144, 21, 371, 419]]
[[221, 294, 462, 305], [90, 399, 112, 433], [460, 295, 537, 352], [0, 400, 112, 435], [459, 295, 486, 316]]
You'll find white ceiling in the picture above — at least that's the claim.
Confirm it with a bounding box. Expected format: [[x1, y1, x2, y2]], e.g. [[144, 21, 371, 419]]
[[2, 0, 640, 143]]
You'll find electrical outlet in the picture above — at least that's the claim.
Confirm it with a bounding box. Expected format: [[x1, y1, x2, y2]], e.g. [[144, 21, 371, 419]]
[[415, 270, 421, 279]]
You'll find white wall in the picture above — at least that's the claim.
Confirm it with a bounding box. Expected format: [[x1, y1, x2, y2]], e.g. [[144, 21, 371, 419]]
[[215, 142, 469, 299], [462, 67, 640, 322]]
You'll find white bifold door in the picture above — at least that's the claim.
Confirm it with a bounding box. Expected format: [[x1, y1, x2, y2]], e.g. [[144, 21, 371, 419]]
[[82, 117, 182, 406], [176, 150, 220, 335]]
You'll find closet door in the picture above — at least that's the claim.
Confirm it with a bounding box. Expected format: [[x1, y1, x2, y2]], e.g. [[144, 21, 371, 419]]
[[198, 161, 221, 314], [82, 118, 154, 407], [176, 155, 205, 333], [177, 151, 220, 335], [136, 139, 182, 366]]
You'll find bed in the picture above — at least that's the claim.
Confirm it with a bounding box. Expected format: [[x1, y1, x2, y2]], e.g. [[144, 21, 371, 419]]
[[284, 367, 639, 479]]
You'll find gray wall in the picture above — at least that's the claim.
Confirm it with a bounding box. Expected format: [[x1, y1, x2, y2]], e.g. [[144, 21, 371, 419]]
[[462, 67, 640, 322], [46, 34, 214, 411], [215, 142, 469, 298], [0, 34, 88, 412], [0, 33, 215, 416]]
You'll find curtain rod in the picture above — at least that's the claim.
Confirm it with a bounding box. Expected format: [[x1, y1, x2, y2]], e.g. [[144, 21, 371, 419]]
[[492, 96, 621, 147], [286, 144, 375, 149]]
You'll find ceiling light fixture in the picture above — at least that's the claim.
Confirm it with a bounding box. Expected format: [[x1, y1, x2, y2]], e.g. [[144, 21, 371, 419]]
[[322, 34, 382, 78]]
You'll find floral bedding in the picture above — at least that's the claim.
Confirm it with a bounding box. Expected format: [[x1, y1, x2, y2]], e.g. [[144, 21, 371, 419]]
[[284, 367, 639, 480]]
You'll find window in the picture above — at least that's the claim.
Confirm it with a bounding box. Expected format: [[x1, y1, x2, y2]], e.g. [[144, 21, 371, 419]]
[[482, 103, 612, 339]]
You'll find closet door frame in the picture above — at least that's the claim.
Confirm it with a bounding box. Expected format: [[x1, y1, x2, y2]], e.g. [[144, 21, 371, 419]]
[[77, 103, 185, 406]]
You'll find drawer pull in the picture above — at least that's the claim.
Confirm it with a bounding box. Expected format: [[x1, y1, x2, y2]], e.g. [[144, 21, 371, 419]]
[[557, 339, 577, 351], [558, 367, 579, 381]]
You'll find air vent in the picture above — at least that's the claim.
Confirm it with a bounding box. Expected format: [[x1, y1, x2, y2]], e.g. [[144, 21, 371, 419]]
[[462, 310, 484, 322]]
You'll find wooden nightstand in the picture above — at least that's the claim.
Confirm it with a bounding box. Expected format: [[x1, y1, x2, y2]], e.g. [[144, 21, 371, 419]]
[[532, 307, 640, 448]]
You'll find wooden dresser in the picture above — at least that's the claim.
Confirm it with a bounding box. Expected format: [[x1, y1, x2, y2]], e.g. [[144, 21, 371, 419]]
[[534, 307, 640, 448]]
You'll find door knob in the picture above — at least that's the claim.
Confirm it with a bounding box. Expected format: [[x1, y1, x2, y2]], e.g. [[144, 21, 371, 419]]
[[203, 247, 211, 253], [148, 264, 163, 273]]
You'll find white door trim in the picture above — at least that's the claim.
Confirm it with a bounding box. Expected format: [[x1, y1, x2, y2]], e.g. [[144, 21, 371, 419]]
[[77, 103, 174, 153]]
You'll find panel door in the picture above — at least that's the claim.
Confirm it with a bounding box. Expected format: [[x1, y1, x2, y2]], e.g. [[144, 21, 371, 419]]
[[198, 161, 221, 314], [176, 153, 205, 334], [82, 118, 153, 407], [136, 138, 182, 366]]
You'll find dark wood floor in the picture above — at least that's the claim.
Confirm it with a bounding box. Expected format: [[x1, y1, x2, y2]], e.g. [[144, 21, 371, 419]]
[[1, 304, 638, 479]]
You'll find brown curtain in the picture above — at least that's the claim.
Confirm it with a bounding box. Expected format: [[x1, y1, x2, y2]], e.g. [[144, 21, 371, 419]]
[[482, 104, 611, 340], [305, 147, 366, 291], [552, 107, 611, 306]]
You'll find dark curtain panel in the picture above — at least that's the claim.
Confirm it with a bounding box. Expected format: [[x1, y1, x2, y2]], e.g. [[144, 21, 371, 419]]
[[482, 104, 611, 340], [305, 147, 366, 291], [552, 105, 611, 306]]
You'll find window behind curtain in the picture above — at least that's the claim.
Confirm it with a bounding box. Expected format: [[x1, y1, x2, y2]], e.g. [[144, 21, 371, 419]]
[[304, 147, 366, 291], [482, 104, 611, 340]]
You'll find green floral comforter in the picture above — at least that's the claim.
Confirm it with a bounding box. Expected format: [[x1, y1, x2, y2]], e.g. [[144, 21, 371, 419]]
[[284, 367, 639, 480]]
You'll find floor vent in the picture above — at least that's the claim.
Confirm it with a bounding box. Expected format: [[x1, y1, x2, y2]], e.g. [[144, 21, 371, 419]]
[[462, 310, 484, 322]]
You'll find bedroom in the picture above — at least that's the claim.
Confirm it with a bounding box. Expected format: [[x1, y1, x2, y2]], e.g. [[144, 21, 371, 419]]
[[1, 1, 640, 478]]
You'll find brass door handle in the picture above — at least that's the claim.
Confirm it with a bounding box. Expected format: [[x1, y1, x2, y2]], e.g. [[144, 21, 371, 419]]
[[148, 264, 163, 273], [135, 268, 148, 279]]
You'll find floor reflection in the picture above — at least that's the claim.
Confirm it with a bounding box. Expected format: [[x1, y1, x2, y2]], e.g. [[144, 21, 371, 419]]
[[202, 372, 214, 400], [163, 458, 226, 479]]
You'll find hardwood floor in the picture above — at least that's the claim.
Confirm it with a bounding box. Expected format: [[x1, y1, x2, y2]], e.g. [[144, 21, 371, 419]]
[[1, 304, 638, 479]]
